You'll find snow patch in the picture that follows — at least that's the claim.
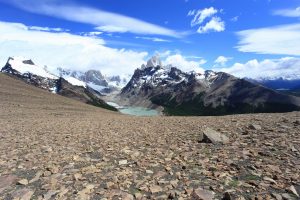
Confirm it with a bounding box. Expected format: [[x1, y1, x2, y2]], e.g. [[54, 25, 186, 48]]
[[65, 77, 86, 87], [8, 57, 57, 79]]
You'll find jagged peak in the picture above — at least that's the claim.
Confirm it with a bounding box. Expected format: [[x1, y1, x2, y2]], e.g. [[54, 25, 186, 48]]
[[141, 55, 163, 70]]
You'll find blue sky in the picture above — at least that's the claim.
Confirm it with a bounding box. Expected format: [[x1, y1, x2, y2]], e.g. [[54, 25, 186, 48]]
[[0, 0, 300, 79]]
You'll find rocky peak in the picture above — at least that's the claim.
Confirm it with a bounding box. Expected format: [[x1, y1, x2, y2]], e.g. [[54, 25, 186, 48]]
[[144, 55, 162, 69]]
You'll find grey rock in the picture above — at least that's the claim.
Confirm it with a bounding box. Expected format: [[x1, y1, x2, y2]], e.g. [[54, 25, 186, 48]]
[[118, 159, 128, 165], [17, 179, 29, 185], [12, 188, 34, 200], [192, 188, 214, 200], [0, 175, 17, 193], [249, 124, 262, 130], [199, 128, 229, 144]]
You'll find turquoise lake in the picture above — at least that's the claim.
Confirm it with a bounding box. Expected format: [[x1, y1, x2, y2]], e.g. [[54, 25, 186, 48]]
[[107, 102, 159, 116], [119, 107, 159, 116]]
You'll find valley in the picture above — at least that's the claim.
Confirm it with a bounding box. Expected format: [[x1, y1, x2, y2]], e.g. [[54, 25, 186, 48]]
[[1, 1, 300, 199], [0, 71, 300, 200]]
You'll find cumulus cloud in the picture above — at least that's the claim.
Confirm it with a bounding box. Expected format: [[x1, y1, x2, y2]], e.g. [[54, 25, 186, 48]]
[[236, 24, 300, 56], [216, 57, 300, 80], [164, 54, 206, 73], [2, 0, 180, 37], [214, 56, 232, 66], [187, 7, 225, 34], [197, 17, 225, 34], [0, 21, 148, 76], [273, 7, 300, 17]]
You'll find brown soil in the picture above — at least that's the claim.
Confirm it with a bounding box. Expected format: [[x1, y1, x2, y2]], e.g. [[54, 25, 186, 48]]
[[0, 73, 299, 199]]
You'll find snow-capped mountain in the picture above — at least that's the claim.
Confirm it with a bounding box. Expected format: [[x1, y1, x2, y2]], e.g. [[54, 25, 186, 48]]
[[1, 57, 117, 111], [57, 68, 130, 93], [1, 57, 58, 92], [121, 56, 300, 115]]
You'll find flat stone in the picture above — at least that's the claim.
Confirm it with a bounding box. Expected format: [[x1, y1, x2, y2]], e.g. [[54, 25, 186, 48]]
[[146, 170, 154, 174], [43, 190, 59, 200], [263, 176, 277, 184], [17, 179, 29, 185], [29, 171, 43, 183], [134, 192, 143, 199], [249, 124, 262, 130], [192, 188, 214, 200], [118, 160, 128, 165], [271, 193, 283, 200], [122, 192, 134, 200], [46, 166, 59, 174], [288, 185, 299, 197], [199, 128, 229, 144], [281, 193, 294, 200], [0, 175, 18, 193], [12, 188, 34, 200], [149, 185, 162, 193]]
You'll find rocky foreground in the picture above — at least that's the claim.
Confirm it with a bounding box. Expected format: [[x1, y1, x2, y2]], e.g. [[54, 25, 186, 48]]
[[0, 73, 300, 200]]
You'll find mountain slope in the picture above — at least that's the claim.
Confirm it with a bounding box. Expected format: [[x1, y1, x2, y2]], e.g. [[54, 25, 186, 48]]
[[121, 57, 300, 116], [56, 78, 117, 111], [1, 57, 117, 111]]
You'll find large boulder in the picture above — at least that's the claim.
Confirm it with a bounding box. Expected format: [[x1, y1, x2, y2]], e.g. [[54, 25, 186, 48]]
[[199, 128, 229, 144]]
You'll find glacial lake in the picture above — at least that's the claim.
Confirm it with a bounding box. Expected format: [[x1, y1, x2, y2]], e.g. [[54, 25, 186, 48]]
[[119, 107, 159, 116], [107, 102, 159, 116]]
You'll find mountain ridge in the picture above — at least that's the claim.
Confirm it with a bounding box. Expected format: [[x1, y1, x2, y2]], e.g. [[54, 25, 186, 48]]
[[1, 57, 117, 111], [120, 56, 300, 116]]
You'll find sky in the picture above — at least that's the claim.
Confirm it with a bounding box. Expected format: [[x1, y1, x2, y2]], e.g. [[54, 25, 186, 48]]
[[0, 0, 300, 79]]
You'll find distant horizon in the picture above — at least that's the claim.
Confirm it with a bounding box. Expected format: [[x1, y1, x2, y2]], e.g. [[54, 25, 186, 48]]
[[0, 0, 299, 79]]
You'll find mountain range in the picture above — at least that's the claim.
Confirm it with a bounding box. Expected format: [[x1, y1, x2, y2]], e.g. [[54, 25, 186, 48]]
[[1, 57, 117, 111], [1, 56, 300, 116], [120, 56, 300, 115], [246, 77, 300, 90]]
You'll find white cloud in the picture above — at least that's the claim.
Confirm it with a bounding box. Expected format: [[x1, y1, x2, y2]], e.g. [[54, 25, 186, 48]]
[[81, 31, 103, 37], [164, 54, 206, 73], [0, 21, 148, 76], [273, 7, 300, 17], [135, 36, 170, 42], [197, 17, 225, 34], [4, 0, 180, 37], [214, 56, 232, 66], [188, 7, 225, 34], [95, 26, 128, 33], [189, 7, 218, 26], [236, 24, 300, 56], [28, 26, 70, 32], [216, 57, 300, 80]]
